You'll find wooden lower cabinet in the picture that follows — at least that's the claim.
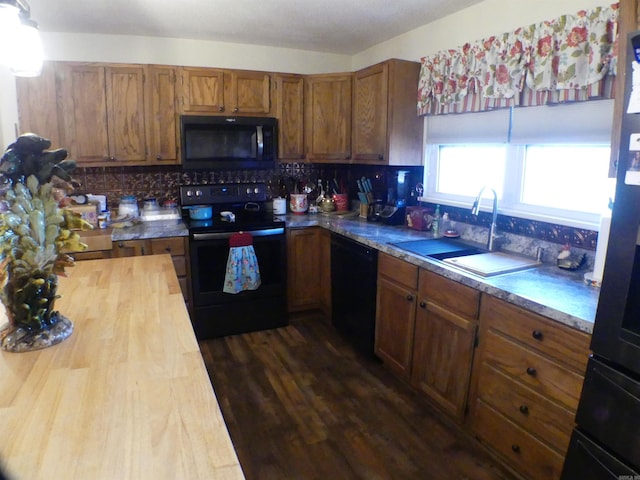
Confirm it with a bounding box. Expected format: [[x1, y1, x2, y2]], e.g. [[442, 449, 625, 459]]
[[375, 253, 418, 379], [286, 227, 331, 315], [375, 254, 479, 422], [467, 295, 591, 480], [112, 237, 190, 304], [411, 269, 480, 421]]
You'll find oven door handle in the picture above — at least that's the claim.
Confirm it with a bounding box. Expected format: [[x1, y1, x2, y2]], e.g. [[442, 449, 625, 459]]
[[192, 227, 285, 241]]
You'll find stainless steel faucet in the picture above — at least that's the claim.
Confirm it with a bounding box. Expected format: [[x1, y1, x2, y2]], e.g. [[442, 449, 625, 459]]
[[471, 187, 499, 251]]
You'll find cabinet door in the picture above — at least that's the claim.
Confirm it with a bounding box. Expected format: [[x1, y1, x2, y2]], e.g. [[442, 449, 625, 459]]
[[375, 276, 417, 379], [304, 74, 352, 162], [352, 62, 388, 163], [105, 66, 147, 163], [227, 70, 271, 114], [411, 301, 477, 420], [275, 74, 305, 160], [58, 64, 110, 163], [145, 65, 179, 164], [287, 228, 323, 312], [180, 67, 225, 113], [112, 240, 150, 257], [16, 61, 63, 148]]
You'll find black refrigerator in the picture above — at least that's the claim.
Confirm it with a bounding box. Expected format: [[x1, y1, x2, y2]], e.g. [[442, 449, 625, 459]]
[[560, 32, 640, 479]]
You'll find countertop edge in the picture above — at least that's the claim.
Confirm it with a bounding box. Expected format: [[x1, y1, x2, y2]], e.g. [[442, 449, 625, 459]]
[[110, 214, 596, 334], [285, 214, 597, 335]]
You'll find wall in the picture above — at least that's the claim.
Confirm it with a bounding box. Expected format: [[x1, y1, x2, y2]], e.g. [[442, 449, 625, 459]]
[[352, 0, 612, 68]]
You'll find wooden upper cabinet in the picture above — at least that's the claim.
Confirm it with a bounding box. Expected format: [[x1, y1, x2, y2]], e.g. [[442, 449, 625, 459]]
[[352, 59, 423, 166], [105, 66, 147, 162], [16, 61, 63, 149], [226, 70, 271, 114], [180, 67, 271, 115], [352, 62, 388, 163], [57, 63, 147, 165], [180, 67, 225, 113], [57, 64, 110, 163], [304, 73, 352, 162], [145, 65, 179, 164], [275, 74, 305, 160]]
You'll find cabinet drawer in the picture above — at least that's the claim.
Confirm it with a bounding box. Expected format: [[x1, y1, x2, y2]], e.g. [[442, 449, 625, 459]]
[[172, 256, 187, 277], [473, 400, 564, 480], [481, 295, 590, 372], [483, 329, 584, 410], [150, 237, 186, 256], [378, 252, 418, 290], [419, 269, 480, 319], [476, 362, 574, 454]]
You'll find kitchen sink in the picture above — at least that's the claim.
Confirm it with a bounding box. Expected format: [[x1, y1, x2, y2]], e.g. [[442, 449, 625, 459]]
[[390, 238, 540, 277], [441, 251, 540, 277]]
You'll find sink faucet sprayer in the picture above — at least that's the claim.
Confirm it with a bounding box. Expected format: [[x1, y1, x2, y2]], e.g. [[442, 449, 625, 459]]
[[471, 187, 499, 251]]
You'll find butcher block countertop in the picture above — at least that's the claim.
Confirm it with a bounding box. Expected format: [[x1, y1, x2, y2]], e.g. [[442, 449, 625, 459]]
[[0, 255, 244, 480]]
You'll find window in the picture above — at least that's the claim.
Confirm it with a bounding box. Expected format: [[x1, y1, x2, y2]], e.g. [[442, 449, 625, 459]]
[[423, 100, 616, 229]]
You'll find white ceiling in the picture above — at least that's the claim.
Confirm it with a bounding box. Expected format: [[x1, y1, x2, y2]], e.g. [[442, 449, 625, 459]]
[[26, 0, 485, 55]]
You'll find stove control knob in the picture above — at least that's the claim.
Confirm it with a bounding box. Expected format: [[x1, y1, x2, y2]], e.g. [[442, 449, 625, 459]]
[[195, 190, 203, 197], [246, 187, 252, 195], [254, 187, 260, 195], [186, 190, 193, 197]]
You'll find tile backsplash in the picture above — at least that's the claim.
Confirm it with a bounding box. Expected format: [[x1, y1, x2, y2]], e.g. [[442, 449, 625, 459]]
[[76, 163, 598, 251]]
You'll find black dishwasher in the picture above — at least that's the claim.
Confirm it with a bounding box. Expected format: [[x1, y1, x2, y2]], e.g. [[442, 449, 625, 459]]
[[330, 233, 378, 356]]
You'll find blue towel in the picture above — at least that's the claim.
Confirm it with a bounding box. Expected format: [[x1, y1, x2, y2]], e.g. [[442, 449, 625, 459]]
[[223, 232, 261, 294]]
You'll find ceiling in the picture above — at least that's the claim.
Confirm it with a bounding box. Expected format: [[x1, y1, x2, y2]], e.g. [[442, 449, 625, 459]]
[[26, 0, 485, 55]]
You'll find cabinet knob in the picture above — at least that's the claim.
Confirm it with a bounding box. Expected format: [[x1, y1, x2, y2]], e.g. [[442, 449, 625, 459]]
[[511, 444, 521, 454], [532, 330, 543, 341], [378, 154, 383, 161], [165, 247, 172, 253], [233, 107, 239, 113], [526, 367, 537, 376], [156, 154, 162, 160], [519, 404, 529, 415], [419, 301, 426, 308], [218, 106, 224, 112], [406, 294, 414, 301]]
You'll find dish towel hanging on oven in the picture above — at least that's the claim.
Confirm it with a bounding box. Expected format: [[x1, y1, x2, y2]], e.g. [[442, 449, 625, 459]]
[[223, 231, 261, 294]]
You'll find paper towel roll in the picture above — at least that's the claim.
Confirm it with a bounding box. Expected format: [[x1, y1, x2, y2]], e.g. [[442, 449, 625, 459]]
[[591, 213, 611, 283]]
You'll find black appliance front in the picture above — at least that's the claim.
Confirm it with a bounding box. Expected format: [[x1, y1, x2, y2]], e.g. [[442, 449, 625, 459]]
[[570, 357, 640, 470], [180, 115, 277, 170], [562, 429, 639, 479], [562, 31, 640, 478], [189, 226, 287, 339], [330, 233, 378, 356]]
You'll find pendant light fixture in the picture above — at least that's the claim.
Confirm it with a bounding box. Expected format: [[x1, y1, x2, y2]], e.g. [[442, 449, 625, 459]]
[[0, 0, 43, 77]]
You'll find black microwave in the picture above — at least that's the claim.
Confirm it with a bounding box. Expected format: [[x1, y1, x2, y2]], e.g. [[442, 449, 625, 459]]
[[180, 115, 277, 169]]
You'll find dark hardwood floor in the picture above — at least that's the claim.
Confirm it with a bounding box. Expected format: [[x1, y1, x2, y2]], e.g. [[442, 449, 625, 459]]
[[199, 312, 518, 480]]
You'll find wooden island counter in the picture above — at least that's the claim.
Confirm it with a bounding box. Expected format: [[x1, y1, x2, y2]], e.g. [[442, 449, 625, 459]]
[[0, 255, 244, 480]]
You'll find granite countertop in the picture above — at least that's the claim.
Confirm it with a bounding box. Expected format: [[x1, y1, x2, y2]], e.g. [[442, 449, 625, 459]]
[[284, 212, 599, 334], [111, 219, 189, 241], [110, 212, 598, 334]]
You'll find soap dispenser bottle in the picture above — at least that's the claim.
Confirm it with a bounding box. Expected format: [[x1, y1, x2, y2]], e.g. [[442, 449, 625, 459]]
[[432, 205, 441, 237]]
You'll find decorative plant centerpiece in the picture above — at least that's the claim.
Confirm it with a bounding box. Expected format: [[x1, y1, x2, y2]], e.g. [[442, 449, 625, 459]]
[[0, 133, 91, 352]]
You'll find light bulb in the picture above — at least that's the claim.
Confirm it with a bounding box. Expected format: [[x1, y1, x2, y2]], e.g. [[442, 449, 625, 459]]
[[0, 4, 21, 65], [10, 18, 43, 77]]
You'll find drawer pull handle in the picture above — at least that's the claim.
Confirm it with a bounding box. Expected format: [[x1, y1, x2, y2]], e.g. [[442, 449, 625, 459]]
[[419, 301, 426, 308], [526, 367, 537, 376], [519, 404, 529, 415], [406, 294, 414, 301], [532, 330, 543, 341], [511, 444, 521, 454]]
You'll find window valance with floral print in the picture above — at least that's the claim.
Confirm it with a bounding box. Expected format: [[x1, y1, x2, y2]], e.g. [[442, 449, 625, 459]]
[[417, 4, 619, 116]]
